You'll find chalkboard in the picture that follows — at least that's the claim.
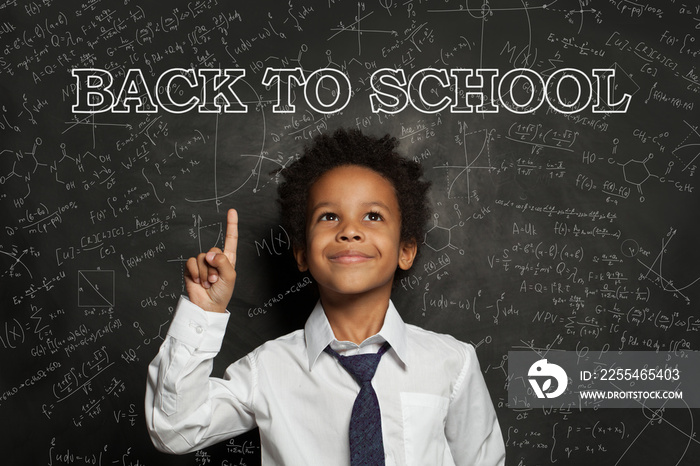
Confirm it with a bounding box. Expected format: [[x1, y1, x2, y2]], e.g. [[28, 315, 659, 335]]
[[1, 1, 699, 465]]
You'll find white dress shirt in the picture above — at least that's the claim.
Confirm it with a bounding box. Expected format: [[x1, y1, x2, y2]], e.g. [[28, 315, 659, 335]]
[[145, 296, 505, 466]]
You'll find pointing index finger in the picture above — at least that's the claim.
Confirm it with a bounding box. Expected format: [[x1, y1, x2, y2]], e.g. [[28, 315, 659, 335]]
[[223, 208, 238, 267]]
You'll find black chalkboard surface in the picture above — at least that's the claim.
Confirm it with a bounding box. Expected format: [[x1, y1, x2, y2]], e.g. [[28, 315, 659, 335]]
[[1, 1, 699, 465]]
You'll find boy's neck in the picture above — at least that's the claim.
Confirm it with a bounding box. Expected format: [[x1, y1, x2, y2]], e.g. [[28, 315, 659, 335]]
[[320, 289, 392, 345]]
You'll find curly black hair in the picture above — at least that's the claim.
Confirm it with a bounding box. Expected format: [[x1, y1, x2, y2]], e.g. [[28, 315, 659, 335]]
[[277, 127, 431, 255]]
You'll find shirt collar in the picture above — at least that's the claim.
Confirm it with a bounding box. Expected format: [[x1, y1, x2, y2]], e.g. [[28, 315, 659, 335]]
[[304, 299, 408, 371]]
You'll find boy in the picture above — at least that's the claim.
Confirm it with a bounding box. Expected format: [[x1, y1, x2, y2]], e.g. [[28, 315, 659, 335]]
[[145, 128, 505, 465]]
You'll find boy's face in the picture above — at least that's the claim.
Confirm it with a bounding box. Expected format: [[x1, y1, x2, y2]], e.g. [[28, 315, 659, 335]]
[[294, 164, 417, 301]]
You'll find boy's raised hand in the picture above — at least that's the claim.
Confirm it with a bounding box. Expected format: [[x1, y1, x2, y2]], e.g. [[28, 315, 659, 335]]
[[185, 209, 238, 313]]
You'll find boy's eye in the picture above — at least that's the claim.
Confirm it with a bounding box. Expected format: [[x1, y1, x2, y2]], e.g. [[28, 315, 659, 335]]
[[364, 212, 383, 221], [319, 212, 339, 221]]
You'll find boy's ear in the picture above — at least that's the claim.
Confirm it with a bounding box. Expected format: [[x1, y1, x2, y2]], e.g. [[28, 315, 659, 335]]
[[398, 238, 418, 271], [293, 245, 309, 272]]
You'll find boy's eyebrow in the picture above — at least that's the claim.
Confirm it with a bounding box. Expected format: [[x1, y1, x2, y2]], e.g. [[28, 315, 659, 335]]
[[308, 201, 336, 212], [361, 201, 392, 210], [308, 200, 393, 212]]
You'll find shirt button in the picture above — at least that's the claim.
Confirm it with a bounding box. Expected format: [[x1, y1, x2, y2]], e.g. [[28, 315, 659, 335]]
[[189, 321, 204, 334]]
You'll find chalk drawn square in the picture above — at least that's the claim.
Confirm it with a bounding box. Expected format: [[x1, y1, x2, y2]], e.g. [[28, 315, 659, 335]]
[[78, 270, 115, 307]]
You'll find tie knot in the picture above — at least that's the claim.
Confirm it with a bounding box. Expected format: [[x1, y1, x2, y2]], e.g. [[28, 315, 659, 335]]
[[325, 342, 391, 385], [338, 353, 381, 384]]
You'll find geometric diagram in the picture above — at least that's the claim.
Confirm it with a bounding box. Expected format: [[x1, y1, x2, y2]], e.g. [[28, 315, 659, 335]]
[[0, 248, 34, 279], [78, 269, 115, 307], [192, 214, 224, 255], [620, 238, 641, 258], [617, 153, 659, 202], [614, 405, 697, 466], [633, 228, 699, 305], [327, 6, 396, 56], [674, 119, 700, 174], [675, 142, 700, 173], [434, 128, 495, 202], [184, 81, 271, 210]]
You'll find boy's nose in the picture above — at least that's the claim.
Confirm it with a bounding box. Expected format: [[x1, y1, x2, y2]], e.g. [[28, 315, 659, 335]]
[[337, 221, 364, 242]]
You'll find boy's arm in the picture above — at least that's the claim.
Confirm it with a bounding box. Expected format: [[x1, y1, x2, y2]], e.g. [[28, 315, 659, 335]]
[[445, 344, 506, 466], [145, 209, 257, 453]]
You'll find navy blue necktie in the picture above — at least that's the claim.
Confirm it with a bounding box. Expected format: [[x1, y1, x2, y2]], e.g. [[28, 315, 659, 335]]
[[325, 341, 391, 466]]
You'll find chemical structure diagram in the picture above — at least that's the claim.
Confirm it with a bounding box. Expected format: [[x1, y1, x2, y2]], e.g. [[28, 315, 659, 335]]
[[614, 121, 698, 203], [617, 153, 659, 202], [423, 206, 466, 255]]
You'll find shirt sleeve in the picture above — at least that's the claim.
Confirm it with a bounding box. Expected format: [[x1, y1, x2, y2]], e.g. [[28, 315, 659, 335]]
[[145, 296, 258, 454], [445, 343, 506, 466]]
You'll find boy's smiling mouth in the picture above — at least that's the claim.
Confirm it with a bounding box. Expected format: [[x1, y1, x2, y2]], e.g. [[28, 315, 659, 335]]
[[328, 249, 373, 264]]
